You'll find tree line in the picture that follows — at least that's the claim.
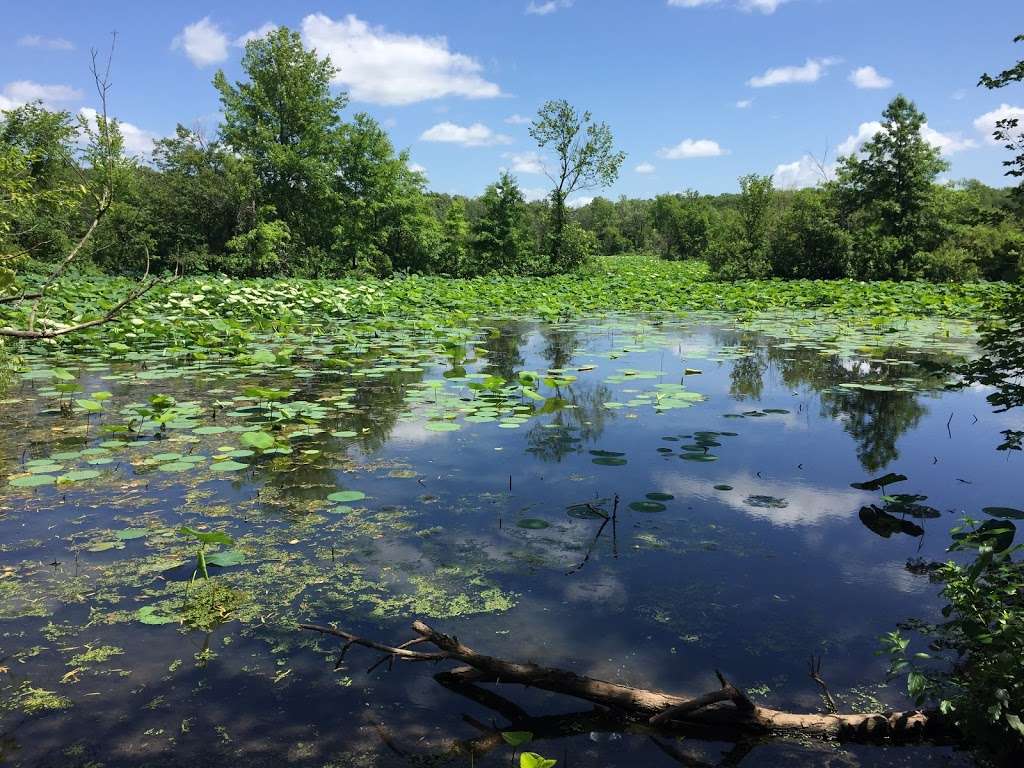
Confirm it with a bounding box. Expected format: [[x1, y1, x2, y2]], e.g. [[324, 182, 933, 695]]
[[2, 28, 1022, 285]]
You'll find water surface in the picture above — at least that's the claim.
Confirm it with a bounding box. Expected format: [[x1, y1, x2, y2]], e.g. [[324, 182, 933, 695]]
[[0, 312, 1018, 767]]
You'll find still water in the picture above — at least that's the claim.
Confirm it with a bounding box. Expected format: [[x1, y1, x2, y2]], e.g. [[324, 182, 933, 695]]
[[0, 313, 1019, 767]]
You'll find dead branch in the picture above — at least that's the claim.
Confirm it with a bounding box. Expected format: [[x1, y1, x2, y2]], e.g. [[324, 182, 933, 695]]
[[808, 655, 839, 714], [300, 619, 955, 746]]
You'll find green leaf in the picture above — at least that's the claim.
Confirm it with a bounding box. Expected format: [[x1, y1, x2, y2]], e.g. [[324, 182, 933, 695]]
[[178, 526, 233, 547], [327, 490, 365, 503], [136, 605, 177, 625], [520, 753, 557, 768], [501, 731, 533, 747], [240, 431, 275, 451], [206, 549, 245, 567]]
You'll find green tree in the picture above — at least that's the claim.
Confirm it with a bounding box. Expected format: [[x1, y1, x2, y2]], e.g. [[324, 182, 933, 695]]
[[707, 175, 775, 279], [146, 126, 256, 273], [652, 192, 713, 261], [472, 172, 534, 274], [213, 27, 347, 256], [835, 95, 949, 278], [769, 189, 851, 278], [439, 198, 471, 276], [529, 100, 625, 272]]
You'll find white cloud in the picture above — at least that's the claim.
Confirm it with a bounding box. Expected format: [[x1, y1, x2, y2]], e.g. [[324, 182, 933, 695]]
[[407, 161, 427, 174], [526, 0, 574, 14], [301, 13, 502, 106], [78, 107, 158, 156], [921, 124, 977, 155], [505, 113, 532, 125], [420, 121, 512, 147], [521, 186, 550, 202], [849, 66, 893, 89], [973, 103, 1024, 144], [747, 57, 839, 88], [654, 472, 868, 528], [736, 99, 753, 109], [171, 17, 230, 67], [635, 162, 656, 174], [657, 138, 726, 159], [739, 0, 789, 13], [234, 22, 278, 47], [838, 119, 976, 157], [506, 151, 546, 174], [668, 0, 791, 13], [17, 35, 74, 51], [774, 155, 834, 189], [0, 80, 82, 110], [837, 120, 883, 156]]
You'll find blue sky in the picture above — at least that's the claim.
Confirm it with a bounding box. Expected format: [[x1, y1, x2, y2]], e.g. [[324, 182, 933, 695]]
[[2, 1, 1022, 201]]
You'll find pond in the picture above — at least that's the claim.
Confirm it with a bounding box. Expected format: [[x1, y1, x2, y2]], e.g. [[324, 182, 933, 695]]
[[0, 312, 1019, 767]]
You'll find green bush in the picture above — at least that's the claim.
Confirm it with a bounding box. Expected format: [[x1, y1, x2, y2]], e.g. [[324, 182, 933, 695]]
[[913, 243, 982, 282]]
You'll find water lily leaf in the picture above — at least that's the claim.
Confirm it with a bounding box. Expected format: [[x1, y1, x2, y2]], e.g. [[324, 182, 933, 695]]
[[982, 506, 1024, 520], [136, 606, 177, 625], [10, 474, 57, 488], [501, 731, 533, 747], [851, 473, 908, 491], [210, 460, 248, 472], [206, 550, 245, 567], [629, 501, 666, 513], [517, 518, 550, 529], [115, 528, 149, 540], [327, 490, 366, 503], [58, 470, 102, 483]]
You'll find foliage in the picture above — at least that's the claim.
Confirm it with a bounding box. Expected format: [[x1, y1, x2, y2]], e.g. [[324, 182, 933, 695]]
[[836, 96, 949, 278], [883, 515, 1024, 759], [707, 175, 775, 279], [529, 100, 625, 272], [651, 192, 713, 261], [980, 34, 1024, 192], [472, 172, 536, 274], [769, 189, 852, 279], [213, 27, 347, 258]]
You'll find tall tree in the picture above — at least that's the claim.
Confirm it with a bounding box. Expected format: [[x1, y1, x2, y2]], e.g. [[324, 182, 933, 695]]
[[213, 27, 347, 254], [529, 100, 625, 272], [835, 95, 948, 277], [472, 172, 533, 274]]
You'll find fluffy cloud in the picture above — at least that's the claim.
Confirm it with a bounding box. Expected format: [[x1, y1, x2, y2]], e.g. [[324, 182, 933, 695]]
[[17, 35, 74, 50], [635, 162, 656, 174], [526, 0, 574, 14], [505, 151, 546, 173], [838, 120, 976, 157], [668, 0, 791, 13], [78, 107, 158, 156], [849, 65, 893, 89], [301, 13, 501, 105], [0, 80, 82, 110], [973, 103, 1024, 144], [657, 138, 726, 159], [735, 99, 753, 109], [567, 195, 594, 208], [234, 22, 278, 47], [420, 121, 512, 147], [505, 113, 532, 125], [773, 155, 833, 189], [747, 57, 839, 87], [171, 17, 230, 67], [407, 161, 427, 174]]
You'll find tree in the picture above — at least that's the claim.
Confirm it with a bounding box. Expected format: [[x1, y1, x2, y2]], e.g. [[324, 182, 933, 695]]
[[980, 34, 1024, 195], [835, 95, 948, 278], [529, 100, 625, 272], [652, 192, 713, 261], [707, 175, 775, 279], [145, 126, 256, 273], [213, 27, 347, 256], [439, 199, 471, 276], [0, 36, 157, 340], [769, 189, 851, 278], [472, 172, 534, 274]]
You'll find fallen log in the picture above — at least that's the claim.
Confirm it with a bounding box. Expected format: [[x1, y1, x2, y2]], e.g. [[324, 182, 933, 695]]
[[299, 619, 955, 746]]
